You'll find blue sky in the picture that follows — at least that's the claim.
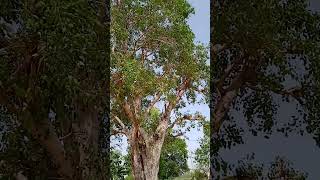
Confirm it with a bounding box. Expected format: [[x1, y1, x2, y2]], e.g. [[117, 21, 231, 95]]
[[187, 0, 210, 45], [184, 0, 210, 169]]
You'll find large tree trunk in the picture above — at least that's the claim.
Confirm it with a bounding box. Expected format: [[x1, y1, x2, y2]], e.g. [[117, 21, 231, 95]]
[[55, 107, 106, 180], [129, 127, 166, 180], [71, 106, 106, 180]]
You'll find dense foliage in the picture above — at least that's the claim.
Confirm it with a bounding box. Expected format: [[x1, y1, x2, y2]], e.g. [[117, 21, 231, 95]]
[[158, 135, 189, 180], [0, 0, 109, 179], [194, 121, 209, 175], [111, 149, 130, 180], [211, 0, 320, 178]]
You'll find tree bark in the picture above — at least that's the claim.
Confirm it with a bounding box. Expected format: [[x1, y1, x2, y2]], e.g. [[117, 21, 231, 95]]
[[129, 127, 166, 180], [23, 113, 75, 179], [212, 90, 237, 134], [72, 107, 106, 180]]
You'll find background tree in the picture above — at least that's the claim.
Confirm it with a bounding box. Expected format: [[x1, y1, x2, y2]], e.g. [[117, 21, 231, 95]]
[[0, 0, 109, 179], [158, 133, 189, 180], [111, 0, 209, 179], [211, 0, 320, 179], [194, 121, 210, 178], [111, 149, 130, 180], [194, 121, 210, 168]]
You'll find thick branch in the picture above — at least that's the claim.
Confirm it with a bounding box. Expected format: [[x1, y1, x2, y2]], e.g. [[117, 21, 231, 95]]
[[169, 114, 204, 129], [15, 171, 28, 180], [133, 96, 142, 118], [212, 43, 226, 55], [111, 128, 128, 136], [161, 78, 191, 122], [138, 127, 149, 146], [212, 90, 238, 134], [152, 78, 191, 138], [111, 115, 129, 136], [122, 101, 136, 123], [212, 56, 259, 135], [215, 54, 246, 93], [245, 84, 304, 105], [25, 116, 75, 179]]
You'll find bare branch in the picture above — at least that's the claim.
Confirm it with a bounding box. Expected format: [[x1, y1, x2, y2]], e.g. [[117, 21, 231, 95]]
[[161, 78, 191, 122], [169, 114, 204, 129], [111, 128, 128, 136], [245, 83, 304, 105], [122, 101, 136, 123], [172, 132, 185, 138], [59, 131, 72, 141], [111, 115, 129, 136]]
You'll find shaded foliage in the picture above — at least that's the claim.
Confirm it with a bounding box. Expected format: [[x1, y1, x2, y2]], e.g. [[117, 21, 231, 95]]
[[0, 0, 109, 179], [211, 0, 320, 178]]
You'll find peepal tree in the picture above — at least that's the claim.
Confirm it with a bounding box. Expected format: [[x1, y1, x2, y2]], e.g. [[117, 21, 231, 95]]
[[111, 0, 208, 179], [211, 0, 320, 178]]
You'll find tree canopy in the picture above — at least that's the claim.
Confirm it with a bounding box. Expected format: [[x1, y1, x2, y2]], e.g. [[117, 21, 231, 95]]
[[211, 0, 320, 178], [111, 0, 209, 134]]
